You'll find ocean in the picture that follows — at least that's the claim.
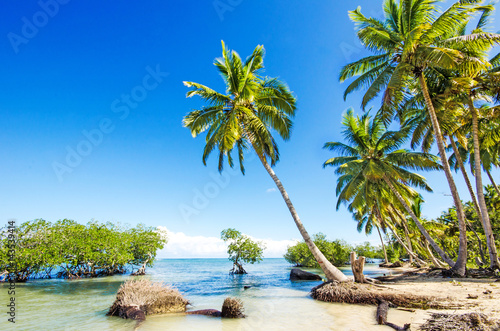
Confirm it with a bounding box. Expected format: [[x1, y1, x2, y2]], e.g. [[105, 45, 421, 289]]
[[0, 258, 411, 330]]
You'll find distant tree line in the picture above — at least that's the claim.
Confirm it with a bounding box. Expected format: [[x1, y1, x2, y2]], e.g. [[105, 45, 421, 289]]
[[284, 233, 384, 268], [0, 219, 167, 282]]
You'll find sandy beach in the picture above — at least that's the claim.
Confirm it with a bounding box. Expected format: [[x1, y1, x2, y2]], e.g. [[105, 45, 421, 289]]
[[374, 268, 500, 329]]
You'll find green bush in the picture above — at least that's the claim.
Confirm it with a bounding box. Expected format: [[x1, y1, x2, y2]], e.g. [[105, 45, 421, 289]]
[[284, 233, 352, 267], [354, 241, 385, 260], [0, 219, 167, 282]]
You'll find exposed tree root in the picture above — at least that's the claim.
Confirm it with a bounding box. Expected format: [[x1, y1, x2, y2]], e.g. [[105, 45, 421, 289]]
[[107, 279, 189, 320], [311, 281, 451, 309]]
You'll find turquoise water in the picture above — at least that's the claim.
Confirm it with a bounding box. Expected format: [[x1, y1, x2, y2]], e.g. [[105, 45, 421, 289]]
[[0, 259, 408, 331]]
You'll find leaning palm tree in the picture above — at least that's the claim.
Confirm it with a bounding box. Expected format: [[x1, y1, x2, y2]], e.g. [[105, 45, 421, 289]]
[[324, 109, 456, 267], [182, 41, 348, 282], [339, 0, 500, 275]]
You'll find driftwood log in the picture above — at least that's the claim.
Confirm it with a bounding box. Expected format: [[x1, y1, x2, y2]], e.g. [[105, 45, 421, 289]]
[[186, 309, 222, 317], [376, 298, 389, 325], [376, 298, 410, 331]]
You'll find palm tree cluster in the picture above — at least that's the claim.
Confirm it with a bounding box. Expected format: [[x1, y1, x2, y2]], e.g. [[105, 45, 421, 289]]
[[183, 1, 500, 281], [329, 0, 500, 275]]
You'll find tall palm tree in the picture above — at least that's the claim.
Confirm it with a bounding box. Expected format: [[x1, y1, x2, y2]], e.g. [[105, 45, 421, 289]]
[[404, 83, 495, 266], [446, 21, 500, 268], [323, 109, 456, 266], [183, 42, 348, 282], [339, 0, 500, 275], [449, 103, 500, 268]]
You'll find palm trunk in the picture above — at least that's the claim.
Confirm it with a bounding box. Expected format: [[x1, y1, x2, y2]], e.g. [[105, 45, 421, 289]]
[[384, 209, 426, 264], [382, 174, 455, 267], [448, 136, 487, 265], [469, 98, 500, 269], [376, 226, 389, 264], [486, 168, 500, 196], [255, 151, 348, 281], [418, 73, 467, 276], [448, 135, 482, 219], [401, 220, 414, 264], [387, 224, 425, 265], [425, 240, 446, 268]]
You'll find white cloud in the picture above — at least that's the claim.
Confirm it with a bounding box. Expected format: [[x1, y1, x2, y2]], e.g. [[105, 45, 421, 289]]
[[266, 188, 277, 193], [156, 226, 297, 258]]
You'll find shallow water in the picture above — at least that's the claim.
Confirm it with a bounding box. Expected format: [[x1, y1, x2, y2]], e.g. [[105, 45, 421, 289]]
[[0, 259, 412, 331]]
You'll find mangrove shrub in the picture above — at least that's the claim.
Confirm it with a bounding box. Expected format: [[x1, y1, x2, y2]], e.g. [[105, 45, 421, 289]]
[[0, 219, 167, 282]]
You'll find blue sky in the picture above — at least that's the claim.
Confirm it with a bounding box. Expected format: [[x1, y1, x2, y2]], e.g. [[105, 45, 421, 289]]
[[1, 1, 499, 257]]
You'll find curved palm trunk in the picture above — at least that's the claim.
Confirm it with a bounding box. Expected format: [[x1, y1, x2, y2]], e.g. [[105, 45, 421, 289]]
[[448, 136, 482, 219], [400, 219, 414, 264], [255, 152, 348, 282], [469, 98, 500, 269], [386, 223, 426, 265], [486, 168, 500, 196], [424, 240, 446, 268], [448, 135, 487, 264], [376, 226, 389, 264], [382, 174, 456, 267], [418, 73, 467, 276], [381, 209, 425, 264]]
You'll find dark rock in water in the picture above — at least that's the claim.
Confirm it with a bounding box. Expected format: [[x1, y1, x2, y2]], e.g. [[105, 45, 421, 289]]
[[290, 268, 322, 281], [243, 285, 251, 289]]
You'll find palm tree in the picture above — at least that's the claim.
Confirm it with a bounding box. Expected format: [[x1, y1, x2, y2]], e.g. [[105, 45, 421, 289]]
[[182, 42, 348, 282], [403, 84, 495, 267], [350, 188, 391, 263], [351, 182, 423, 264], [449, 103, 500, 268], [339, 0, 500, 275], [323, 109, 456, 266], [447, 29, 500, 268]]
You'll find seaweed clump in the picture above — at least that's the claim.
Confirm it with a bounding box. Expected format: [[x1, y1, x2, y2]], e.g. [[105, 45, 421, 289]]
[[419, 312, 500, 331], [221, 297, 245, 318]]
